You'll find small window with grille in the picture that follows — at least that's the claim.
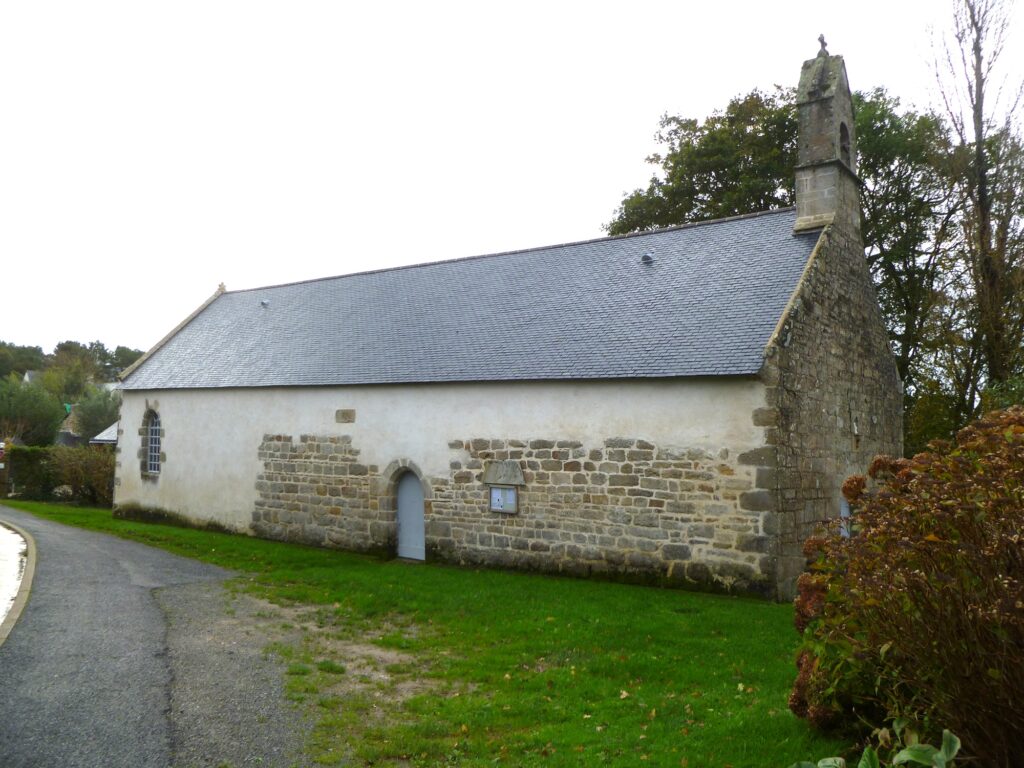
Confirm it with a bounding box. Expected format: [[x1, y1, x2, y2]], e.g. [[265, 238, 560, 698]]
[[144, 410, 161, 475]]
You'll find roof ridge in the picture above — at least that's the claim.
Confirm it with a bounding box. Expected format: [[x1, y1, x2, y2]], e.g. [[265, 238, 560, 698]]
[[225, 207, 797, 295]]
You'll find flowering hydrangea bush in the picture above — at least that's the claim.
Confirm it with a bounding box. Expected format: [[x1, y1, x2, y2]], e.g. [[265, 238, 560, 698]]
[[790, 407, 1024, 766]]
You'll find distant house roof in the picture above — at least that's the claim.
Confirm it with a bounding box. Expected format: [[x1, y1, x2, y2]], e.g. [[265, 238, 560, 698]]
[[122, 208, 819, 390], [90, 422, 119, 445]]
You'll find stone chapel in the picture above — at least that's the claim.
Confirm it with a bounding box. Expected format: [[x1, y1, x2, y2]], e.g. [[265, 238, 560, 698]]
[[114, 44, 902, 600]]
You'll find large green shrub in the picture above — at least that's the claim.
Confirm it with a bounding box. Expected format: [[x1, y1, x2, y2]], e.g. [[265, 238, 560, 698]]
[[7, 444, 114, 506], [8, 445, 58, 499], [790, 407, 1024, 766], [0, 374, 65, 445], [74, 386, 120, 443], [48, 446, 115, 507]]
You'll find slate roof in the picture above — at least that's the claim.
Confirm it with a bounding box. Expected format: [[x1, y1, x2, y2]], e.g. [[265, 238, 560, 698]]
[[89, 422, 119, 444], [122, 208, 820, 390]]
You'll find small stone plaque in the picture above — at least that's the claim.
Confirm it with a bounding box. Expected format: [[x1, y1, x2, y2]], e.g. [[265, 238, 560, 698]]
[[481, 460, 524, 486], [335, 409, 356, 424]]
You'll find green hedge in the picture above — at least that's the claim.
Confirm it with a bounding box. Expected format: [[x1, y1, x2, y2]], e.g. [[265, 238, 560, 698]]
[[7, 444, 114, 506], [8, 445, 57, 500]]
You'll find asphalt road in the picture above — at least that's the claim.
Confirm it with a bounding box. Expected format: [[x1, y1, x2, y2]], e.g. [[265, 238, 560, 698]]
[[0, 505, 230, 768]]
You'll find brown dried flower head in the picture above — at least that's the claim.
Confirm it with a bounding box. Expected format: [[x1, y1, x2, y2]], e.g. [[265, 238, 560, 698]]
[[842, 474, 867, 503]]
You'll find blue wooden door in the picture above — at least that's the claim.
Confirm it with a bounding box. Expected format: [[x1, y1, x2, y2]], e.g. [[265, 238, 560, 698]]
[[397, 472, 425, 560]]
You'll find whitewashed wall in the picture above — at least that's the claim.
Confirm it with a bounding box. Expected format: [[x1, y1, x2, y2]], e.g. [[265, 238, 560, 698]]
[[115, 378, 767, 532]]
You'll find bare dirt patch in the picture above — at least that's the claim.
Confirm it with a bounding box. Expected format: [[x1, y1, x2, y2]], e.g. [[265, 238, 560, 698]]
[[158, 583, 435, 767], [257, 600, 436, 723], [158, 582, 311, 768]]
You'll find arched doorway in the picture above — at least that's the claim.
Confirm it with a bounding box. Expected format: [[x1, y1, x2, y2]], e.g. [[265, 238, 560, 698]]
[[396, 471, 425, 560]]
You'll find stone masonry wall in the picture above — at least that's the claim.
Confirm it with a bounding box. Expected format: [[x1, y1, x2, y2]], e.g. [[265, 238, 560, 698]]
[[252, 434, 392, 552], [760, 209, 903, 599], [250, 431, 779, 595], [431, 437, 773, 593]]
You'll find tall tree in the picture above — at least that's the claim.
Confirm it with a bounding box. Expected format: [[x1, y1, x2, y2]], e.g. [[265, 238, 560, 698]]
[[87, 341, 114, 381], [0, 342, 46, 379], [605, 88, 796, 235], [0, 374, 65, 445], [75, 386, 121, 442], [856, 89, 960, 401], [110, 345, 144, 378], [938, 0, 1024, 384], [41, 341, 100, 402]]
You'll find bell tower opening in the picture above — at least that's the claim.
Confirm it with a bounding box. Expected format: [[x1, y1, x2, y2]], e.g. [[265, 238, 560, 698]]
[[793, 36, 861, 232]]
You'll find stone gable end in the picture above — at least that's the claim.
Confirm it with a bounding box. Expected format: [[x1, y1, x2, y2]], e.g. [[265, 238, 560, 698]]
[[761, 222, 903, 598]]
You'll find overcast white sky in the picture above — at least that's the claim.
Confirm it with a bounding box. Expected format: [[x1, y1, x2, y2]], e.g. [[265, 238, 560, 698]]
[[2, 0, 1021, 354]]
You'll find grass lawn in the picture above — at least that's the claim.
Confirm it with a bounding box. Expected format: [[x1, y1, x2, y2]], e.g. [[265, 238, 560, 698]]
[[3, 501, 849, 767]]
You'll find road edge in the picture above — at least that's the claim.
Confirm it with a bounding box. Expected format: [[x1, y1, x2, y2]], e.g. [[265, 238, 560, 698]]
[[0, 518, 37, 648]]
